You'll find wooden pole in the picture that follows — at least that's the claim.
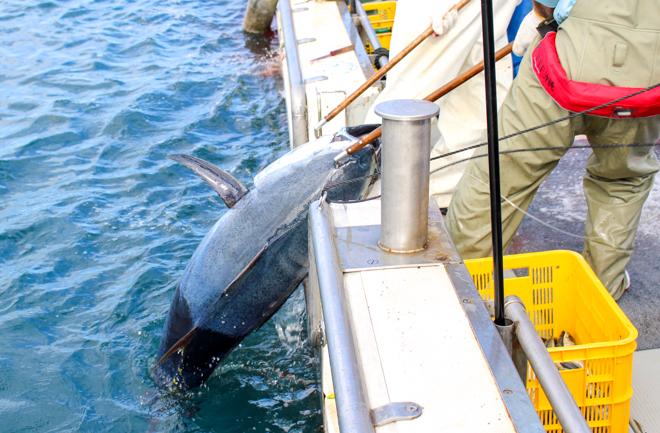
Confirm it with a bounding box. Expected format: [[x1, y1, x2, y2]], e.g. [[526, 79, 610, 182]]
[[315, 0, 473, 136], [334, 42, 513, 162]]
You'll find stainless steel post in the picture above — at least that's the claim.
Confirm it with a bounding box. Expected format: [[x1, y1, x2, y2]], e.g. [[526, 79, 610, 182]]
[[355, 0, 389, 68], [504, 296, 592, 433], [512, 326, 530, 385], [495, 318, 514, 357], [375, 99, 439, 253]]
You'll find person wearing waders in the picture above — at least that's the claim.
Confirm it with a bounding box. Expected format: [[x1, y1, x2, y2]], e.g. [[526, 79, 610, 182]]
[[363, 0, 520, 208], [446, 0, 660, 300]]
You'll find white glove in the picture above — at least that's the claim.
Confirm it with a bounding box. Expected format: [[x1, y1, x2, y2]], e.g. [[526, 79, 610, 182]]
[[432, 7, 459, 36], [512, 10, 543, 56]]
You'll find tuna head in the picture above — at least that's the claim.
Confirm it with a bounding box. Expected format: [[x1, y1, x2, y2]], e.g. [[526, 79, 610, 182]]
[[152, 133, 377, 391]]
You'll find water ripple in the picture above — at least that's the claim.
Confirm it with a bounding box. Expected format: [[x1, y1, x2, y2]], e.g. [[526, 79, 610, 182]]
[[0, 0, 312, 431]]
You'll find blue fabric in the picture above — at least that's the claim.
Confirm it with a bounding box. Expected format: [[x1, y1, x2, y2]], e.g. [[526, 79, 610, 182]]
[[553, 0, 577, 24], [534, 0, 577, 24], [507, 0, 533, 77], [535, 0, 559, 7]]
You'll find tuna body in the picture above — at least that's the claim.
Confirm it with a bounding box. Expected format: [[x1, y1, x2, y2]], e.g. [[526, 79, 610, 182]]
[[153, 136, 376, 390]]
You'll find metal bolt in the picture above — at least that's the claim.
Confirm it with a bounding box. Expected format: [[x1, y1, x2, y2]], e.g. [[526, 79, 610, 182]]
[[407, 405, 418, 412], [462, 298, 473, 304], [367, 259, 379, 265], [435, 254, 448, 261], [503, 389, 513, 395]]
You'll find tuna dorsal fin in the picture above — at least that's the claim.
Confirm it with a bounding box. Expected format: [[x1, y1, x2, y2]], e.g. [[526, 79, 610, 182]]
[[149, 326, 198, 375], [168, 154, 249, 208]]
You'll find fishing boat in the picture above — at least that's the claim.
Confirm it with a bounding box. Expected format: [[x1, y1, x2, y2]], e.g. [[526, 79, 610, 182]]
[[257, 0, 660, 431]]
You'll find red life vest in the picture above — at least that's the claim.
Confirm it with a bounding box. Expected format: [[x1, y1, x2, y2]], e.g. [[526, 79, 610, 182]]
[[531, 32, 660, 118]]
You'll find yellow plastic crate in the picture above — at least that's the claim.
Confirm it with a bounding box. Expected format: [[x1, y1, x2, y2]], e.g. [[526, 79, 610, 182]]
[[361, 1, 396, 52], [464, 251, 637, 433]]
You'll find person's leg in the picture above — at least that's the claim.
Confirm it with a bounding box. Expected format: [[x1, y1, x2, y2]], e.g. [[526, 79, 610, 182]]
[[446, 43, 580, 258], [363, 0, 518, 125], [429, 37, 513, 208], [582, 116, 660, 299]]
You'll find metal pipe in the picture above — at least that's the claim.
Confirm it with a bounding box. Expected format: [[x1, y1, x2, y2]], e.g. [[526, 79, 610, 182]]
[[504, 296, 592, 433], [349, 0, 357, 17], [354, 0, 389, 68], [309, 200, 375, 433], [278, 0, 309, 149], [333, 42, 513, 164], [495, 318, 514, 357], [374, 99, 439, 253], [479, 0, 506, 325], [483, 298, 530, 384], [512, 325, 530, 385]]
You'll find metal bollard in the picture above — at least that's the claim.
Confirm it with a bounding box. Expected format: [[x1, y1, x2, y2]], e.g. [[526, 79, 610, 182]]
[[495, 318, 515, 357], [374, 99, 439, 253], [242, 0, 278, 33]]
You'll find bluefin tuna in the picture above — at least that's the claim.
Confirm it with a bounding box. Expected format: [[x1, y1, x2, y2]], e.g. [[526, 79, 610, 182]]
[[152, 129, 378, 391]]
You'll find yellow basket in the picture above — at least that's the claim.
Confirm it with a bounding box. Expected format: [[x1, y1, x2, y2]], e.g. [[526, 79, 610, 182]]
[[464, 251, 637, 433], [360, 1, 396, 52]]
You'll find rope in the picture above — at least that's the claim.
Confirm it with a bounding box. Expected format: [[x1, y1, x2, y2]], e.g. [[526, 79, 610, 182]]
[[327, 142, 659, 238], [429, 142, 660, 175], [430, 81, 660, 164], [432, 141, 659, 239], [326, 79, 660, 234], [458, 171, 640, 241], [323, 173, 380, 192]]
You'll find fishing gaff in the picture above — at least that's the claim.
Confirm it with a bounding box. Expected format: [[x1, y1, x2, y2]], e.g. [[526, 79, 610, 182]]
[[314, 0, 474, 137], [333, 42, 513, 163]]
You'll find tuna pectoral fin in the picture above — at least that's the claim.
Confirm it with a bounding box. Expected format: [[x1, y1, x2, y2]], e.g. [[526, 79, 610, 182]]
[[150, 326, 198, 375], [168, 154, 249, 208]]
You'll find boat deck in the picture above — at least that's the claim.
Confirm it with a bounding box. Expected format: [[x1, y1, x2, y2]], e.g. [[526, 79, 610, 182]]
[[277, 0, 660, 430], [311, 200, 541, 433]]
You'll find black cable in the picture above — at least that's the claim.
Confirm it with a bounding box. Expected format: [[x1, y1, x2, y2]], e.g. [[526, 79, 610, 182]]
[[480, 0, 506, 325], [372, 47, 389, 59], [325, 143, 658, 193], [430, 81, 660, 163], [323, 143, 659, 196], [430, 142, 660, 175]]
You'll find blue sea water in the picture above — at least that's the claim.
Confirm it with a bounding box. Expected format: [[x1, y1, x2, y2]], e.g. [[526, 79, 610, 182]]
[[0, 1, 322, 431]]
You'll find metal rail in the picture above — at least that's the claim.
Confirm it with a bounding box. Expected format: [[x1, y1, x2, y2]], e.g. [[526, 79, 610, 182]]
[[309, 200, 375, 433], [278, 0, 309, 149], [504, 296, 592, 433], [354, 0, 388, 68]]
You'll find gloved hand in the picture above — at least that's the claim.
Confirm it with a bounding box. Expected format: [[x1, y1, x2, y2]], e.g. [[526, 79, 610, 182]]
[[432, 5, 459, 36], [512, 10, 543, 56]]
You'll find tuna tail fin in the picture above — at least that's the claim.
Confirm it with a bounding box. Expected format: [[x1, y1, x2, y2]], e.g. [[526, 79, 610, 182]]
[[149, 326, 199, 375], [168, 154, 249, 208]]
